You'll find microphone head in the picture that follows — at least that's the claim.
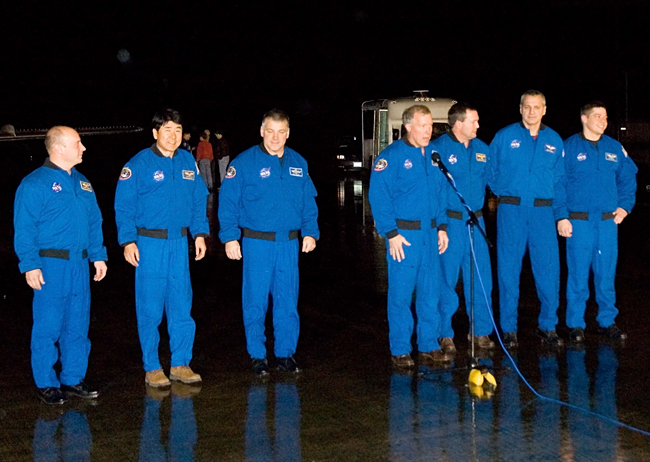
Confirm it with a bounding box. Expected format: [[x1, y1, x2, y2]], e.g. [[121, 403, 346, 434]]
[[431, 150, 441, 165]]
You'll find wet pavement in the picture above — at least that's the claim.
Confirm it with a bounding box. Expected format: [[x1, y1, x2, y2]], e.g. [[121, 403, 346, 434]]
[[2, 134, 650, 460]]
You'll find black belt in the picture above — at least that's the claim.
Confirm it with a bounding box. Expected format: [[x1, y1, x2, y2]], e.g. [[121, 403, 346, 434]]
[[499, 196, 552, 207], [396, 219, 438, 230], [137, 227, 188, 239], [242, 228, 299, 241], [569, 212, 614, 221], [39, 249, 88, 260], [447, 210, 483, 220]]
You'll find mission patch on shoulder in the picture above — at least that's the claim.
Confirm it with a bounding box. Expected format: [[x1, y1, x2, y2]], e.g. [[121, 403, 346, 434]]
[[119, 167, 132, 180], [225, 166, 236, 179], [374, 159, 388, 171], [80, 181, 93, 192]]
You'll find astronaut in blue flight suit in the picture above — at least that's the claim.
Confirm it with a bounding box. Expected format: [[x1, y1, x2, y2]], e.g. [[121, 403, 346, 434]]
[[561, 102, 637, 343], [488, 90, 569, 348], [368, 105, 451, 369], [14, 126, 107, 405], [115, 109, 209, 387], [218, 109, 319, 376], [430, 103, 494, 353]]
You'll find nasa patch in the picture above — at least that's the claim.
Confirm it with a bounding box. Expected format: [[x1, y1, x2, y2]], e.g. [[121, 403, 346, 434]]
[[510, 140, 521, 149], [374, 159, 388, 171], [260, 167, 271, 179], [51, 182, 62, 193], [153, 170, 164, 182], [476, 153, 487, 162], [544, 144, 557, 154], [119, 167, 132, 180], [182, 170, 195, 180], [448, 154, 457, 165], [225, 166, 236, 179], [404, 159, 413, 169], [80, 181, 93, 192], [290, 167, 303, 177], [577, 153, 587, 162], [605, 152, 618, 162]]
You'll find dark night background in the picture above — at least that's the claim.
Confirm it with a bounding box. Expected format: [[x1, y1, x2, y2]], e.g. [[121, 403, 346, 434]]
[[3, 1, 650, 153]]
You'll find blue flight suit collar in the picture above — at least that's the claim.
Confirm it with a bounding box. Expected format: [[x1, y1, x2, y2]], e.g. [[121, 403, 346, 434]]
[[518, 121, 548, 132], [150, 143, 178, 158]]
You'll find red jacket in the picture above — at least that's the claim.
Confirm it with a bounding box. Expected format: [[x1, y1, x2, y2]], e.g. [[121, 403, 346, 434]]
[[196, 140, 214, 161]]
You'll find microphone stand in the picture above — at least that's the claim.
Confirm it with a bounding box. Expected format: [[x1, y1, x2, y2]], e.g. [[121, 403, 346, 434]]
[[431, 151, 492, 370]]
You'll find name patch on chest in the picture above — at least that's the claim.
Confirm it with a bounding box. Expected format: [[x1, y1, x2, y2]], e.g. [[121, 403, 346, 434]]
[[80, 181, 93, 192], [476, 153, 486, 162], [290, 167, 303, 177], [544, 144, 557, 154], [153, 170, 165, 182], [182, 170, 195, 180], [605, 152, 618, 162], [260, 167, 271, 179]]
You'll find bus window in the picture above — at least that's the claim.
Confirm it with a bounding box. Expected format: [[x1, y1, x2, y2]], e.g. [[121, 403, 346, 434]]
[[432, 123, 449, 140], [378, 110, 389, 154]]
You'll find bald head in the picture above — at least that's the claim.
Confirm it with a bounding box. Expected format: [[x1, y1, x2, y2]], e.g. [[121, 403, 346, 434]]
[[44, 126, 70, 154], [45, 126, 86, 172]]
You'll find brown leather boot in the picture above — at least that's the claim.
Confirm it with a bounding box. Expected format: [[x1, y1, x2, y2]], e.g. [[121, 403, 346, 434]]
[[169, 366, 202, 384], [145, 369, 171, 388], [391, 354, 415, 368], [468, 334, 496, 349], [439, 337, 457, 354], [418, 349, 453, 363]]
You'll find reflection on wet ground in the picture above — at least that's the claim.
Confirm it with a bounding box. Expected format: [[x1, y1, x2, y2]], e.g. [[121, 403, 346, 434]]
[[2, 145, 650, 460]]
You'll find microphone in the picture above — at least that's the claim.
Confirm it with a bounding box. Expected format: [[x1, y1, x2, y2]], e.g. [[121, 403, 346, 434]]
[[431, 151, 453, 181]]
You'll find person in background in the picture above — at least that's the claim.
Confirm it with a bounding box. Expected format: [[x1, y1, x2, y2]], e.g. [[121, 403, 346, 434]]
[[214, 130, 231, 187], [196, 130, 214, 192]]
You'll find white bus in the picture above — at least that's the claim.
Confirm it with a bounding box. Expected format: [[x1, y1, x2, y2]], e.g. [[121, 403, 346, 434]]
[[361, 91, 456, 170]]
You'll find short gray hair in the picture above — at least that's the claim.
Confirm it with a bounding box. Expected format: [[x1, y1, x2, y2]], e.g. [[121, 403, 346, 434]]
[[402, 105, 431, 125], [520, 90, 546, 106]]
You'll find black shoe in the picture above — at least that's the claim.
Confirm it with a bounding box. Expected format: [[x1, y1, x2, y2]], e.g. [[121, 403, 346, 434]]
[[61, 381, 99, 399], [537, 328, 564, 347], [38, 387, 67, 405], [569, 327, 585, 343], [502, 332, 518, 349], [276, 357, 301, 373], [598, 324, 627, 340], [252, 358, 270, 376]]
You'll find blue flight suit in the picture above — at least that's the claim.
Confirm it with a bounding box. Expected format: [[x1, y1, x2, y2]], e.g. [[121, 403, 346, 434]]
[[489, 122, 568, 333], [218, 143, 319, 360], [430, 133, 493, 338], [14, 159, 107, 389], [115, 144, 209, 373], [368, 139, 448, 355], [563, 134, 637, 329]]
